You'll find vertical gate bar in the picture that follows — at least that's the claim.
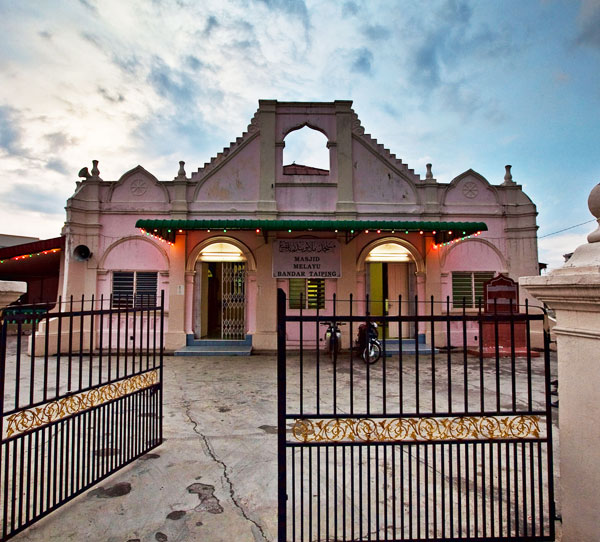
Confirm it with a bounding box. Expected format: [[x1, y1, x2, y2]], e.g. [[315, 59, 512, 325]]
[[522, 441, 528, 536], [513, 441, 520, 538], [15, 318, 22, 409], [0, 315, 6, 532], [431, 296, 436, 414], [52, 422, 58, 509], [99, 295, 104, 384], [333, 294, 337, 413], [316, 301, 320, 416], [300, 447, 304, 542], [317, 444, 322, 539], [478, 298, 484, 413], [414, 295, 420, 415], [68, 296, 74, 393], [124, 295, 130, 378], [529, 440, 536, 536], [398, 295, 403, 415], [18, 432, 25, 530], [309, 447, 313, 541], [446, 297, 452, 414], [537, 441, 544, 535], [457, 442, 462, 537], [544, 328, 556, 538], [146, 299, 151, 371], [367, 445, 372, 540], [116, 296, 121, 379], [383, 446, 388, 541], [299, 294, 303, 416], [366, 295, 370, 416], [276, 288, 287, 542], [506, 443, 511, 537], [494, 299, 500, 411], [152, 297, 157, 370], [466, 442, 471, 536], [358, 446, 363, 541], [526, 301, 533, 411], [108, 295, 113, 382], [448, 441, 454, 537], [139, 302, 144, 373], [70, 414, 76, 496], [489, 442, 495, 538], [433, 444, 437, 538], [343, 446, 348, 542], [462, 298, 468, 413], [441, 444, 446, 540], [510, 300, 517, 411], [30, 318, 36, 406], [497, 441, 503, 537], [56, 297, 63, 399], [424, 444, 429, 539], [473, 442, 479, 536], [2, 442, 9, 539], [43, 310, 50, 402], [60, 419, 67, 503], [416, 446, 421, 539], [408, 445, 413, 539], [481, 442, 487, 538], [374, 446, 379, 541], [41, 426, 47, 516], [349, 294, 353, 415], [391, 445, 396, 539], [77, 295, 84, 390], [382, 315, 387, 414], [400, 444, 405, 538], [159, 290, 164, 444], [291, 449, 296, 542], [10, 439, 17, 534], [132, 297, 137, 378], [89, 295, 95, 387], [325, 447, 329, 541], [33, 430, 39, 521]]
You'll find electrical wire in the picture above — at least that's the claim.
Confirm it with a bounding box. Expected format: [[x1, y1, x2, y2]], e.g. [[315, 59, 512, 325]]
[[539, 219, 596, 239]]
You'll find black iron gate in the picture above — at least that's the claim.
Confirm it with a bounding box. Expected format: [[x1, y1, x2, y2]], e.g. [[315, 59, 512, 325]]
[[0, 293, 164, 540], [277, 289, 555, 541]]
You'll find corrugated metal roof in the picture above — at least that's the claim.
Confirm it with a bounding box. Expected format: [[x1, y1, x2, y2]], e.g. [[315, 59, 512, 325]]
[[0, 236, 64, 260]]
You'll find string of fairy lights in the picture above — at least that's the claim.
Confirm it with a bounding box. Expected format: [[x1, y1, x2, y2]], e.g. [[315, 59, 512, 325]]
[[0, 248, 62, 265]]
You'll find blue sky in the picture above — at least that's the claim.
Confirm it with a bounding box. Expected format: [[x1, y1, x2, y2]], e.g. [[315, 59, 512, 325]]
[[0, 0, 598, 269]]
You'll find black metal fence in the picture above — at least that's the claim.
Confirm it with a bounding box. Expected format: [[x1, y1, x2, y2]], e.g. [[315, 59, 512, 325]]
[[277, 290, 556, 541], [0, 293, 164, 541]]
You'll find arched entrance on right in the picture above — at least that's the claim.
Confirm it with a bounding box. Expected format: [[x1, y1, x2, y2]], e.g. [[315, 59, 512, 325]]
[[362, 240, 422, 339]]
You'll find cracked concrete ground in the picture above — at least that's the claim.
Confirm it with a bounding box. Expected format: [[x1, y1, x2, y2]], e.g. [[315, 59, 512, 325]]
[[7, 348, 560, 542], [10, 354, 280, 542]]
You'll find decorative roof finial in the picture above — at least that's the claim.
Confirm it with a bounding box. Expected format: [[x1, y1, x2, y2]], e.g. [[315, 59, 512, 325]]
[[177, 161, 186, 178], [91, 160, 100, 178], [503, 164, 515, 185], [425, 163, 433, 180], [587, 183, 600, 243]]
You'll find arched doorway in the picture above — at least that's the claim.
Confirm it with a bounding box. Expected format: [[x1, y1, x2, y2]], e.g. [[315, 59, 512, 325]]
[[194, 242, 247, 340], [365, 242, 417, 338]]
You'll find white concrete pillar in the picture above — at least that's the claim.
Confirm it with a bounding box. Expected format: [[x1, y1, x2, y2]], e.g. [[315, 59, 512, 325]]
[[520, 182, 600, 542]]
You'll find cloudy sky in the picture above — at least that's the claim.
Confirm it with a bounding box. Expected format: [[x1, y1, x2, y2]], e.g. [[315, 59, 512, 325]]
[[0, 0, 598, 268]]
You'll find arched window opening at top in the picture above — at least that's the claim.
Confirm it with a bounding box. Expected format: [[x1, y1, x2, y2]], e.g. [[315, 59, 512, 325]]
[[283, 126, 329, 175]]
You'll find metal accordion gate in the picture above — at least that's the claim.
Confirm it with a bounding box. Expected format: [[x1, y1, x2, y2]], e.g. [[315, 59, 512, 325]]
[[221, 261, 246, 340], [277, 289, 556, 541], [0, 293, 164, 541]]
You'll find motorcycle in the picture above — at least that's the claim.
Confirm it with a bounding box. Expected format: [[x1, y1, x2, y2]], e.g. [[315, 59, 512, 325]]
[[321, 321, 344, 362], [355, 322, 382, 364]]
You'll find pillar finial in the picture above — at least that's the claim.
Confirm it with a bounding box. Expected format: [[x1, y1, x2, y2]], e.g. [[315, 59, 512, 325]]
[[425, 163, 433, 180], [91, 160, 100, 178], [587, 183, 600, 243], [503, 164, 515, 185], [177, 160, 186, 178]]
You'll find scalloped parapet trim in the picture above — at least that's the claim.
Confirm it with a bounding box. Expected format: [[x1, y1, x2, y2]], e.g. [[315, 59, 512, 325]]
[[351, 111, 421, 182], [190, 110, 260, 181]]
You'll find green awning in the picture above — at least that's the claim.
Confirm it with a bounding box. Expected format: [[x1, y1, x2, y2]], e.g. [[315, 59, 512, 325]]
[[136, 219, 487, 244]]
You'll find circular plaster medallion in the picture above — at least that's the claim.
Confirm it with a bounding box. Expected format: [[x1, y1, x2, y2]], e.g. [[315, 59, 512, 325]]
[[130, 179, 148, 196], [462, 181, 479, 199]]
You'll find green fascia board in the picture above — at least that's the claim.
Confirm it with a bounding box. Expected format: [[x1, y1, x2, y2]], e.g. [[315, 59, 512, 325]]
[[136, 219, 487, 233]]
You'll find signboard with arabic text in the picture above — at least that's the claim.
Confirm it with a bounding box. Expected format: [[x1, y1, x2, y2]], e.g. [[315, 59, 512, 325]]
[[272, 239, 341, 278]]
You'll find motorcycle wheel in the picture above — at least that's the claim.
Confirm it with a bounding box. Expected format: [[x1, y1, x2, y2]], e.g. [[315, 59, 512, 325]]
[[362, 341, 381, 364]]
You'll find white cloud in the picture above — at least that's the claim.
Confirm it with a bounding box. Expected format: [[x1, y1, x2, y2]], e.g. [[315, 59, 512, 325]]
[[539, 232, 591, 271]]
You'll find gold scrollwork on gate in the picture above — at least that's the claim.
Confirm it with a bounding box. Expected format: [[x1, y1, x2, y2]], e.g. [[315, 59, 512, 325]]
[[4, 370, 159, 438], [291, 415, 541, 443]]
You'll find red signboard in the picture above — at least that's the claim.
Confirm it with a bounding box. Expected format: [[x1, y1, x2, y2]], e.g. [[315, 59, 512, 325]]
[[483, 274, 519, 313]]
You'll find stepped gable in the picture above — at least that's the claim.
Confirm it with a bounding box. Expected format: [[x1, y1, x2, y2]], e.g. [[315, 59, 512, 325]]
[[190, 110, 260, 182], [351, 111, 421, 183]]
